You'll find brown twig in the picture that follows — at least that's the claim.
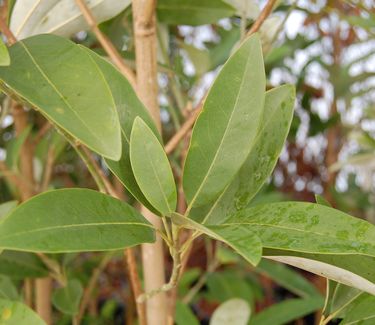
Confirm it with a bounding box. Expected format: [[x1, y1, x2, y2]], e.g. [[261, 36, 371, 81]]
[[0, 15, 16, 45], [246, 0, 278, 37], [74, 0, 137, 87], [33, 122, 53, 146]]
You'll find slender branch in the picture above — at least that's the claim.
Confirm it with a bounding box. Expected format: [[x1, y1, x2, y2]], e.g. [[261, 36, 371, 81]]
[[246, 0, 278, 37], [0, 14, 16, 45], [74, 0, 137, 87], [33, 122, 53, 146], [75, 253, 113, 325]]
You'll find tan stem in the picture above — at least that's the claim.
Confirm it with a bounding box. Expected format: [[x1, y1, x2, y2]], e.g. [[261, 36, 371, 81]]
[[74, 0, 136, 87], [133, 1, 168, 323], [35, 278, 52, 325], [246, 0, 278, 37]]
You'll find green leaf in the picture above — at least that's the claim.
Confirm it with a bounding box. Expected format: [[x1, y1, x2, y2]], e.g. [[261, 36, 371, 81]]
[[0, 34, 122, 160], [210, 298, 251, 325], [130, 118, 177, 216], [0, 251, 48, 279], [79, 47, 160, 214], [315, 194, 331, 207], [0, 202, 18, 219], [10, 0, 131, 39], [0, 276, 19, 301], [0, 299, 45, 324], [0, 39, 10, 66], [5, 126, 31, 171], [327, 283, 362, 317], [172, 213, 262, 266], [157, 0, 236, 26], [341, 293, 375, 324], [0, 189, 155, 253], [52, 279, 83, 316], [183, 34, 265, 208], [191, 84, 295, 224], [256, 259, 321, 298], [249, 297, 324, 325], [175, 301, 199, 325]]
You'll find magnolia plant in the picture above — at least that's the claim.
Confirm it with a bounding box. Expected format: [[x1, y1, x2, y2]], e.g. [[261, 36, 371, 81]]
[[0, 0, 374, 324]]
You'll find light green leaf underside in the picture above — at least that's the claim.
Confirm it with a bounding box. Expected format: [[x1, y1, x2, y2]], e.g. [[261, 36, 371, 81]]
[[0, 189, 155, 253], [10, 0, 131, 39], [0, 201, 18, 219], [172, 213, 262, 266], [52, 279, 83, 316], [79, 46, 161, 214], [0, 299, 46, 325], [191, 84, 295, 224], [341, 294, 375, 324], [130, 118, 177, 216], [157, 0, 236, 26], [0, 34, 121, 160], [0, 275, 19, 301], [249, 297, 324, 325], [183, 33, 266, 208], [210, 298, 251, 325], [0, 38, 10, 66]]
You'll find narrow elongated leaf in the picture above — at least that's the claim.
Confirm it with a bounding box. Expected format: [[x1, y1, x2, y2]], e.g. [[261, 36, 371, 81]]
[[130, 118, 177, 216], [183, 34, 265, 208], [191, 85, 295, 224], [0, 34, 121, 160], [0, 251, 48, 278], [10, 0, 130, 39], [249, 297, 324, 325], [52, 279, 83, 315], [210, 299, 251, 325], [157, 0, 235, 26], [5, 126, 31, 171], [256, 259, 321, 298], [0, 299, 45, 324], [79, 47, 160, 213], [0, 39, 10, 66], [0, 189, 154, 253], [172, 213, 262, 265]]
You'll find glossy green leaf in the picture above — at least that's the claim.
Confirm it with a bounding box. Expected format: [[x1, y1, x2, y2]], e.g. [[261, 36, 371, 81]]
[[191, 85, 295, 224], [52, 279, 83, 315], [172, 213, 262, 266], [0, 276, 19, 301], [0, 34, 121, 160], [10, 0, 131, 39], [130, 118, 177, 216], [175, 301, 199, 325], [256, 259, 321, 298], [210, 298, 251, 325], [183, 34, 265, 208], [0, 39, 10, 66], [0, 251, 48, 279], [0, 299, 45, 324], [79, 47, 160, 214], [0, 202, 18, 219], [157, 0, 236, 26], [0, 189, 155, 253], [249, 297, 324, 325]]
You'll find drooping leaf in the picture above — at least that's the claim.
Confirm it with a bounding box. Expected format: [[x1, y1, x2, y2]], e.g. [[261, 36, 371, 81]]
[[0, 251, 48, 279], [0, 189, 155, 253], [0, 299, 46, 324], [183, 34, 265, 208], [130, 118, 177, 216], [249, 297, 324, 325], [0, 276, 19, 301], [175, 301, 199, 325], [79, 46, 160, 214], [210, 298, 251, 325], [172, 213, 262, 266], [191, 84, 295, 224], [157, 0, 236, 26], [0, 34, 122, 160], [256, 259, 321, 298], [10, 0, 131, 39], [0, 202, 18, 219], [0, 39, 10, 66], [52, 279, 83, 316]]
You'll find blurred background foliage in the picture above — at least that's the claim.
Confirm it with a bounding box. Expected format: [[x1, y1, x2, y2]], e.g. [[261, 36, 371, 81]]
[[0, 0, 374, 324]]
